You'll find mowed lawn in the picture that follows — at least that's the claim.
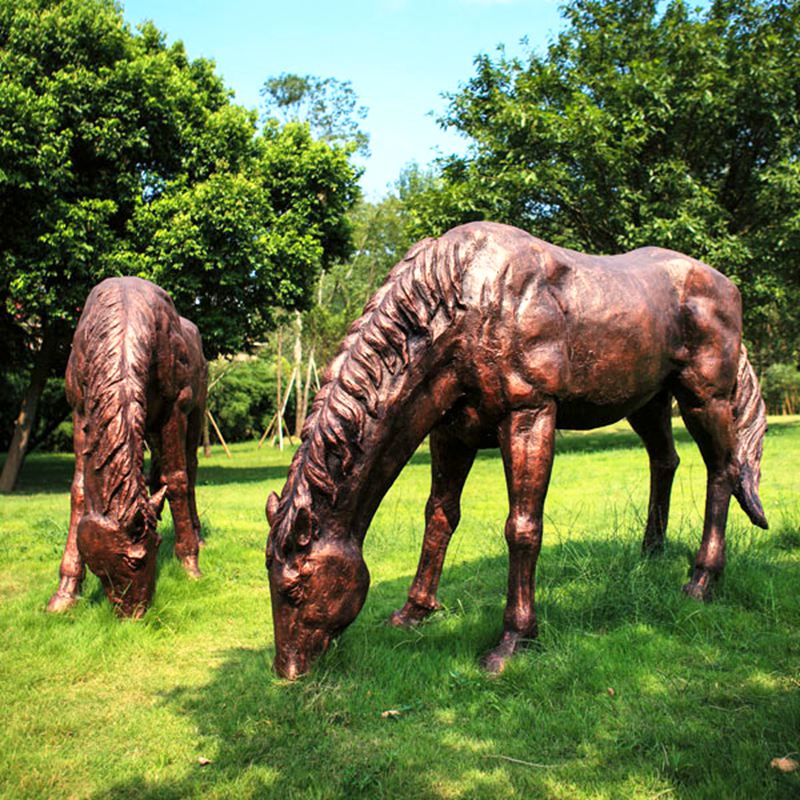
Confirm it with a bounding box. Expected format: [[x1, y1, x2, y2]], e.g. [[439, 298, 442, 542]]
[[1, 418, 798, 800]]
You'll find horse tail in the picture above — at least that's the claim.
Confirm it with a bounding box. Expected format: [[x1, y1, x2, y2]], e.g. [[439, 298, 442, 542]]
[[731, 344, 768, 529]]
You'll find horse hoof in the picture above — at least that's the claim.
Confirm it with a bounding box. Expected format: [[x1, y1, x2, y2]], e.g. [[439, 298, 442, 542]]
[[480, 629, 537, 674], [480, 649, 509, 675], [388, 600, 440, 627], [388, 609, 415, 627], [682, 581, 711, 602], [181, 556, 203, 579], [46, 591, 79, 613]]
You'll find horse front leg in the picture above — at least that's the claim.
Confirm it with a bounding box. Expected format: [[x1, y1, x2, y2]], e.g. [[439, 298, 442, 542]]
[[627, 389, 680, 555], [482, 402, 556, 674], [47, 412, 87, 612], [389, 429, 476, 627], [159, 394, 202, 579], [678, 396, 738, 601]]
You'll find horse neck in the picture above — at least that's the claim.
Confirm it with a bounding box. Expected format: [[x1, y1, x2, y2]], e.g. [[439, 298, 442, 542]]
[[281, 232, 480, 550], [80, 315, 151, 524], [301, 325, 463, 544]]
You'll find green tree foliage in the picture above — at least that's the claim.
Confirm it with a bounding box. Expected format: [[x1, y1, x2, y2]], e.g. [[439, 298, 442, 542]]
[[0, 0, 359, 489], [206, 355, 283, 443], [407, 0, 800, 369], [261, 72, 370, 157], [304, 168, 424, 366], [761, 363, 800, 415], [128, 120, 358, 355]]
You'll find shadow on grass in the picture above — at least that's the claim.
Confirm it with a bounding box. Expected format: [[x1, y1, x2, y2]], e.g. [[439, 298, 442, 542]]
[[94, 530, 800, 799], [5, 452, 74, 494], [2, 450, 291, 495], [195, 462, 291, 486]]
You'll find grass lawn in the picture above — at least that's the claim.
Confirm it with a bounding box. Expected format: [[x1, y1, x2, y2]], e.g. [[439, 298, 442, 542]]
[[1, 417, 798, 799]]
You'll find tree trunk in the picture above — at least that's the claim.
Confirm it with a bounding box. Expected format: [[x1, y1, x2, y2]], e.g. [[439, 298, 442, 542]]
[[0, 331, 57, 493], [276, 329, 283, 451], [202, 412, 211, 457]]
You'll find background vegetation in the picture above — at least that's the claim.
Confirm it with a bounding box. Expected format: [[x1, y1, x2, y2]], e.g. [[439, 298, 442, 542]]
[[2, 0, 799, 797], [1, 418, 798, 799], [4, 0, 799, 460]]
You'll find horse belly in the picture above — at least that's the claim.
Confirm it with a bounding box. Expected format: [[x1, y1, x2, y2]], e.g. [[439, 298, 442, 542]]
[[555, 393, 657, 430]]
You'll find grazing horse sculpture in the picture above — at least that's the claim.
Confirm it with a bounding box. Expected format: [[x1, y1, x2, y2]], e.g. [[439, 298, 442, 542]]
[[47, 277, 208, 617], [266, 221, 767, 678]]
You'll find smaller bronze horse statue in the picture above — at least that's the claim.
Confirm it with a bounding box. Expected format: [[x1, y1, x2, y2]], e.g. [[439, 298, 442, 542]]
[[266, 222, 768, 678], [47, 277, 207, 617]]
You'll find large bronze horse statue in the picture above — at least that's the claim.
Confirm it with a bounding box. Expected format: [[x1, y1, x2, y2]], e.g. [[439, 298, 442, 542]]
[[266, 222, 767, 678], [47, 277, 208, 617]]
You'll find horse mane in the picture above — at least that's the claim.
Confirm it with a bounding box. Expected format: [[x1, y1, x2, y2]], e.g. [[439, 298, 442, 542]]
[[82, 280, 155, 533], [270, 229, 485, 558]]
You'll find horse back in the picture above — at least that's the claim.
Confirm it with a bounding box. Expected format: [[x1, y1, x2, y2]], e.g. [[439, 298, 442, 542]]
[[451, 223, 741, 423], [69, 277, 204, 417]]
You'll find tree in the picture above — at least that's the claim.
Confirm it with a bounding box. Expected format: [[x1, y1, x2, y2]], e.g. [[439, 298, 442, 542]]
[[408, 0, 800, 369], [0, 0, 359, 491], [128, 120, 358, 356], [261, 72, 370, 157], [303, 167, 424, 368]]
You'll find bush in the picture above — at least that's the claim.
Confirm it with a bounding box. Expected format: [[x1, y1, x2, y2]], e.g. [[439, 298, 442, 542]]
[[761, 363, 800, 415], [207, 354, 288, 443]]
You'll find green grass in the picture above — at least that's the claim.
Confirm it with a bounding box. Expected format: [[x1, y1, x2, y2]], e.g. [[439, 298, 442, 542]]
[[1, 417, 799, 799]]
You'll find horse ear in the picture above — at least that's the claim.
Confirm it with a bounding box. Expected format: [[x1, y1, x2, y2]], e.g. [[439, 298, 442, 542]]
[[294, 505, 314, 549], [266, 491, 280, 526], [149, 485, 168, 518]]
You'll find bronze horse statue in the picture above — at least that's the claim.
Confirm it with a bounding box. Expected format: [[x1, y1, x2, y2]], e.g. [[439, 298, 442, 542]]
[[266, 221, 767, 678], [47, 277, 208, 617]]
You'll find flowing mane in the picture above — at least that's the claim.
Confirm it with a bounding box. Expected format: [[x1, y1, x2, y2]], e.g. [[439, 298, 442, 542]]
[[271, 230, 485, 557], [82, 281, 154, 532]]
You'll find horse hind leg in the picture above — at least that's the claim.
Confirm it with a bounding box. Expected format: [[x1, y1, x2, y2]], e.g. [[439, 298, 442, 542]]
[[627, 389, 680, 555], [184, 406, 204, 547], [389, 428, 476, 627], [675, 388, 739, 602], [159, 399, 202, 579]]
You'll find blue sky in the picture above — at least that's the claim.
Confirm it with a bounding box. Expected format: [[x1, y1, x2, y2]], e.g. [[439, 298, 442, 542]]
[[122, 0, 566, 198]]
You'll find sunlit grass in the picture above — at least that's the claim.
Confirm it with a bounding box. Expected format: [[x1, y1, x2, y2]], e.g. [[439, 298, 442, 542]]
[[1, 417, 798, 799]]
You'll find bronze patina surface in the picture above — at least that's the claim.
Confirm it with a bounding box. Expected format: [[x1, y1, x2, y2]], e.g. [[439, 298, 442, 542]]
[[47, 277, 208, 617], [266, 221, 768, 678]]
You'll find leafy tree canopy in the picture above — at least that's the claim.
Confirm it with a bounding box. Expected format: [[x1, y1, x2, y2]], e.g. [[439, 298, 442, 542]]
[[407, 0, 800, 367], [303, 164, 428, 365], [0, 0, 359, 489], [261, 72, 370, 158], [1, 0, 359, 358]]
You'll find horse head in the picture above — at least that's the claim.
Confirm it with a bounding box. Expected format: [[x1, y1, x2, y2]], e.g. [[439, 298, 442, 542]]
[[76, 485, 168, 617], [265, 491, 370, 679]]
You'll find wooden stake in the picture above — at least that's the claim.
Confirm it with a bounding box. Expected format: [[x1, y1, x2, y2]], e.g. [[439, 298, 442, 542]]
[[302, 347, 315, 421], [206, 409, 232, 459], [258, 367, 296, 449], [276, 329, 283, 451], [258, 413, 276, 448], [294, 311, 304, 438], [309, 352, 321, 390]]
